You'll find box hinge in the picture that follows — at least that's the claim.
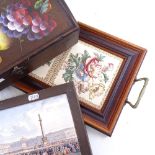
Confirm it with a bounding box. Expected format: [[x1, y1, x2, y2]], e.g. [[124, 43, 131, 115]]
[[0, 60, 29, 91]]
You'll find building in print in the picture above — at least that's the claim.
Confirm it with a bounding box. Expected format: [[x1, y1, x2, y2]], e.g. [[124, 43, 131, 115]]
[[0, 144, 10, 154], [0, 114, 80, 155]]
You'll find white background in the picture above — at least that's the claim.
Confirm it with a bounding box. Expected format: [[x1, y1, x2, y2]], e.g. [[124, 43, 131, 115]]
[[0, 0, 155, 154]]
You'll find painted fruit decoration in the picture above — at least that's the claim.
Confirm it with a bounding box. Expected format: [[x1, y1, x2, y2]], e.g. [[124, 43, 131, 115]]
[[0, 28, 11, 51], [0, 0, 57, 42]]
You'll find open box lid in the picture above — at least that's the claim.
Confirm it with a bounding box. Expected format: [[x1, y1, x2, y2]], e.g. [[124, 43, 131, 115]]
[[0, 83, 92, 155], [0, 0, 79, 84]]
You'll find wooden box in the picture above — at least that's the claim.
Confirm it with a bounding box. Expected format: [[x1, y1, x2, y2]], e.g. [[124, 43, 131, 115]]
[[0, 0, 79, 89], [16, 23, 148, 136]]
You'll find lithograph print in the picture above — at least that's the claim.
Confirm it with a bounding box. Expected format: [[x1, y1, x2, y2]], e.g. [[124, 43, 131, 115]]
[[0, 94, 81, 155]]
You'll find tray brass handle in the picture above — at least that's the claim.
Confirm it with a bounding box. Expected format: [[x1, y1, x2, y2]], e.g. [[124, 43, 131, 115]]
[[126, 78, 149, 109]]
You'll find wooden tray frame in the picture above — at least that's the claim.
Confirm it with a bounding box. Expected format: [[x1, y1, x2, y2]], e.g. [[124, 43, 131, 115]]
[[15, 22, 147, 136]]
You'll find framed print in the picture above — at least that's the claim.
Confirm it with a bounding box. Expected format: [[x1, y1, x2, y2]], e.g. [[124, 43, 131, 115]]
[[0, 83, 92, 155], [16, 22, 147, 136]]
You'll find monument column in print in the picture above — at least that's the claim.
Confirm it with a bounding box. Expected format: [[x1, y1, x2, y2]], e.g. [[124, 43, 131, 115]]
[[38, 114, 48, 146]]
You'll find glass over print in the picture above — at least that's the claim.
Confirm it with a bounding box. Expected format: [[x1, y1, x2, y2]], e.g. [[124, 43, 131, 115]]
[[0, 94, 81, 155]]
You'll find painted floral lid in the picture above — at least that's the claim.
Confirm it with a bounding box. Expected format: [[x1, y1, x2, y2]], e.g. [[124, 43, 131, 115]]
[[0, 0, 78, 77]]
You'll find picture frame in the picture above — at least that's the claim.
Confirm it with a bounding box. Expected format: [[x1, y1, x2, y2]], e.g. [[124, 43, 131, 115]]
[[0, 83, 92, 155], [16, 22, 147, 136]]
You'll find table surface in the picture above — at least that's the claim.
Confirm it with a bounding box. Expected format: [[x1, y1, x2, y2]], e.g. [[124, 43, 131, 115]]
[[0, 0, 155, 154]]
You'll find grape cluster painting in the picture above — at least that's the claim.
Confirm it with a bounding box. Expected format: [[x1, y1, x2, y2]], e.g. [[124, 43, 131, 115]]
[[0, 0, 57, 42]]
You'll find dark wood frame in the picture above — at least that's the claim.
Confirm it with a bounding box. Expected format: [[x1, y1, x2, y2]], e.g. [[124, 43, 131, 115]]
[[0, 82, 92, 155], [15, 22, 147, 136]]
